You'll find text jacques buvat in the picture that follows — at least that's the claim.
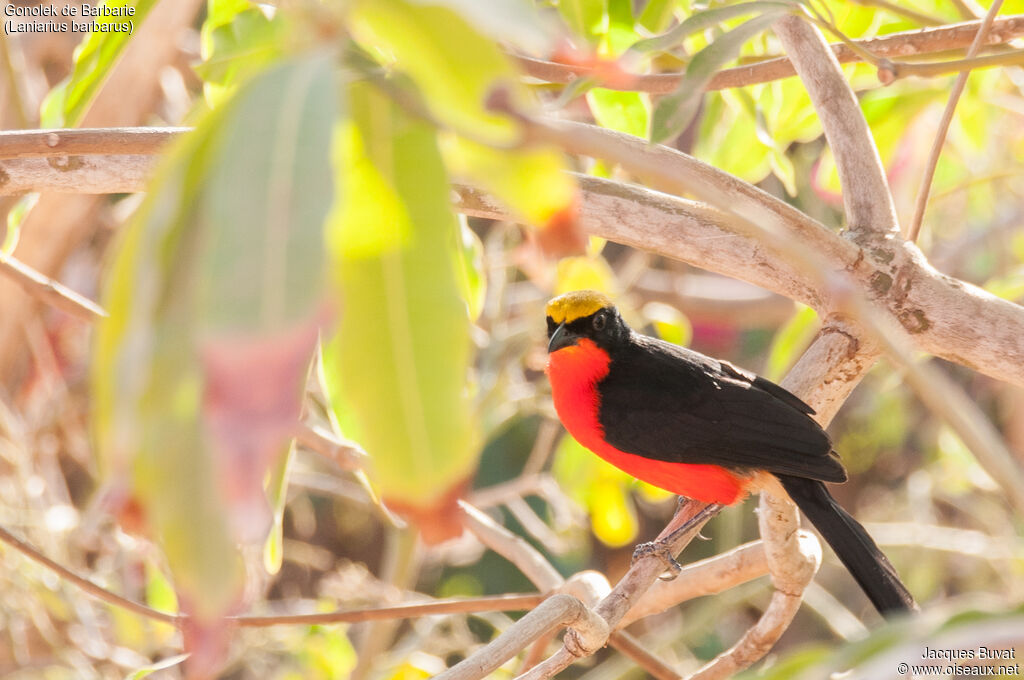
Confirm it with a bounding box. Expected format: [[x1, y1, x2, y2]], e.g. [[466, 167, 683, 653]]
[[5, 4, 135, 34]]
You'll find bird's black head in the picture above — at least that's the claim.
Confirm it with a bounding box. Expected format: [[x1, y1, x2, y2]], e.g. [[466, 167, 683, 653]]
[[545, 290, 630, 353]]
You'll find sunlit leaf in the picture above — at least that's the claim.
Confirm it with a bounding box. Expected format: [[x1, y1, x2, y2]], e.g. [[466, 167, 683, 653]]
[[323, 81, 478, 544], [40, 0, 158, 127], [637, 0, 677, 32], [650, 8, 788, 143], [349, 0, 518, 144], [352, 0, 578, 240], [558, 0, 607, 43], [264, 443, 295, 574], [552, 434, 640, 547], [409, 0, 554, 53], [441, 134, 578, 240], [642, 301, 692, 347], [554, 255, 618, 295], [765, 304, 818, 382], [587, 88, 649, 138], [453, 217, 487, 322], [127, 654, 190, 679], [629, 1, 791, 55], [297, 626, 359, 679], [92, 54, 336, 672], [197, 0, 287, 104]]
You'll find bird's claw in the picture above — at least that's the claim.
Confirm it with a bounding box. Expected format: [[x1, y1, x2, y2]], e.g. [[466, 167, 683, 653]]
[[632, 540, 683, 581]]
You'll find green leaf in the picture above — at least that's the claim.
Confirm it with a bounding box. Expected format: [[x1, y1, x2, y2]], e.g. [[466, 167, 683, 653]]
[[351, 0, 577, 231], [126, 654, 190, 679], [551, 435, 639, 547], [46, 0, 159, 126], [643, 301, 692, 347], [765, 304, 818, 382], [407, 0, 554, 53], [649, 7, 789, 143], [263, 443, 295, 575], [196, 0, 287, 104], [629, 1, 792, 55], [558, 0, 608, 42], [92, 54, 336, 629], [638, 0, 678, 32], [587, 88, 650, 139], [453, 217, 487, 322], [350, 0, 517, 144], [554, 255, 618, 295], [441, 133, 577, 232], [322, 81, 478, 538]]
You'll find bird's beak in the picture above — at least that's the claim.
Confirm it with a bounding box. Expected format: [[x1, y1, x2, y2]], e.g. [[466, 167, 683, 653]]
[[548, 322, 578, 353]]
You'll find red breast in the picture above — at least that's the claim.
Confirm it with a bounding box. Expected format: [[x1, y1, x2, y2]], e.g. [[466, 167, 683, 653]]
[[547, 339, 748, 505]]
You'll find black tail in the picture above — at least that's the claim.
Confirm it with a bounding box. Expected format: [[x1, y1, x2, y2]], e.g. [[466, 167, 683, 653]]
[[776, 474, 917, 616]]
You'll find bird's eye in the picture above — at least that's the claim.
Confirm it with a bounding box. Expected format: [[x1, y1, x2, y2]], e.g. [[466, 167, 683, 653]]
[[592, 312, 607, 331]]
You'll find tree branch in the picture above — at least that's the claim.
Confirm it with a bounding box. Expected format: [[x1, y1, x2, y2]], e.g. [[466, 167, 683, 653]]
[[0, 252, 107, 321], [773, 15, 899, 237], [513, 15, 1024, 93]]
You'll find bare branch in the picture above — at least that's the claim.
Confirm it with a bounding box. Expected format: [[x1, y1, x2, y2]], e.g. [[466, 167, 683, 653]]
[[232, 593, 546, 626], [773, 15, 899, 237], [609, 631, 681, 680], [0, 155, 155, 194], [621, 539, 770, 627], [513, 16, 1024, 93], [0, 252, 107, 321], [516, 501, 719, 679], [458, 500, 564, 592], [0, 523, 178, 624], [294, 423, 368, 471], [0, 127, 182, 159], [437, 594, 607, 680]]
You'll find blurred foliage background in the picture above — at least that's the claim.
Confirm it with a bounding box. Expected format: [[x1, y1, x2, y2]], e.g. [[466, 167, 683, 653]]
[[0, 0, 1022, 677]]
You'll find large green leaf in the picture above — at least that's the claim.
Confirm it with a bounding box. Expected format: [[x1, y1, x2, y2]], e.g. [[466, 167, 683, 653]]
[[91, 54, 336, 667], [40, 0, 159, 127], [349, 0, 578, 236], [196, 0, 288, 104], [323, 81, 478, 543]]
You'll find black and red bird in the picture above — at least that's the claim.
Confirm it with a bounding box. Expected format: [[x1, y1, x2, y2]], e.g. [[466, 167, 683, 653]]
[[545, 290, 915, 615]]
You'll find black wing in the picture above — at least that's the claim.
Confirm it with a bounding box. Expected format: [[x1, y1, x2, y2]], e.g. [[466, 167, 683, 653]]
[[597, 334, 846, 483]]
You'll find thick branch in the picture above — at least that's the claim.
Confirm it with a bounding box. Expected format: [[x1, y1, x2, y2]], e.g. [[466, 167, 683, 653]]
[[0, 155, 154, 194], [437, 594, 607, 680], [0, 127, 184, 159], [457, 176, 1024, 391], [773, 15, 899, 236]]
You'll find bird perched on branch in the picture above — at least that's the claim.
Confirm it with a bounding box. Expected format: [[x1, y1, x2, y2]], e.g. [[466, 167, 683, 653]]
[[545, 290, 915, 615]]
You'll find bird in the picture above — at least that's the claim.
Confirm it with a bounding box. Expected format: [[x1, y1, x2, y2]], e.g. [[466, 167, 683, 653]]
[[544, 289, 915, 615]]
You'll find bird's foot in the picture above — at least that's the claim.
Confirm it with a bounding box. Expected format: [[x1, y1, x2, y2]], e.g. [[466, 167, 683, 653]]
[[632, 540, 683, 581]]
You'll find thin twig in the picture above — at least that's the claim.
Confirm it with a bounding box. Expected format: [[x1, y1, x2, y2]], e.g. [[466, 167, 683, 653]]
[[513, 15, 1024, 93], [0, 252, 107, 321], [0, 524, 178, 624], [438, 594, 608, 680], [0, 521, 551, 627], [906, 0, 1006, 242], [294, 422, 368, 471], [231, 593, 547, 626], [621, 539, 770, 627], [609, 631, 680, 680], [459, 500, 565, 592], [517, 501, 720, 679]]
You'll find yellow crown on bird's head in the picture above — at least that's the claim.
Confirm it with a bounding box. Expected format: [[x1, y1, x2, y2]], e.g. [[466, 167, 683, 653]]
[[545, 290, 614, 324]]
